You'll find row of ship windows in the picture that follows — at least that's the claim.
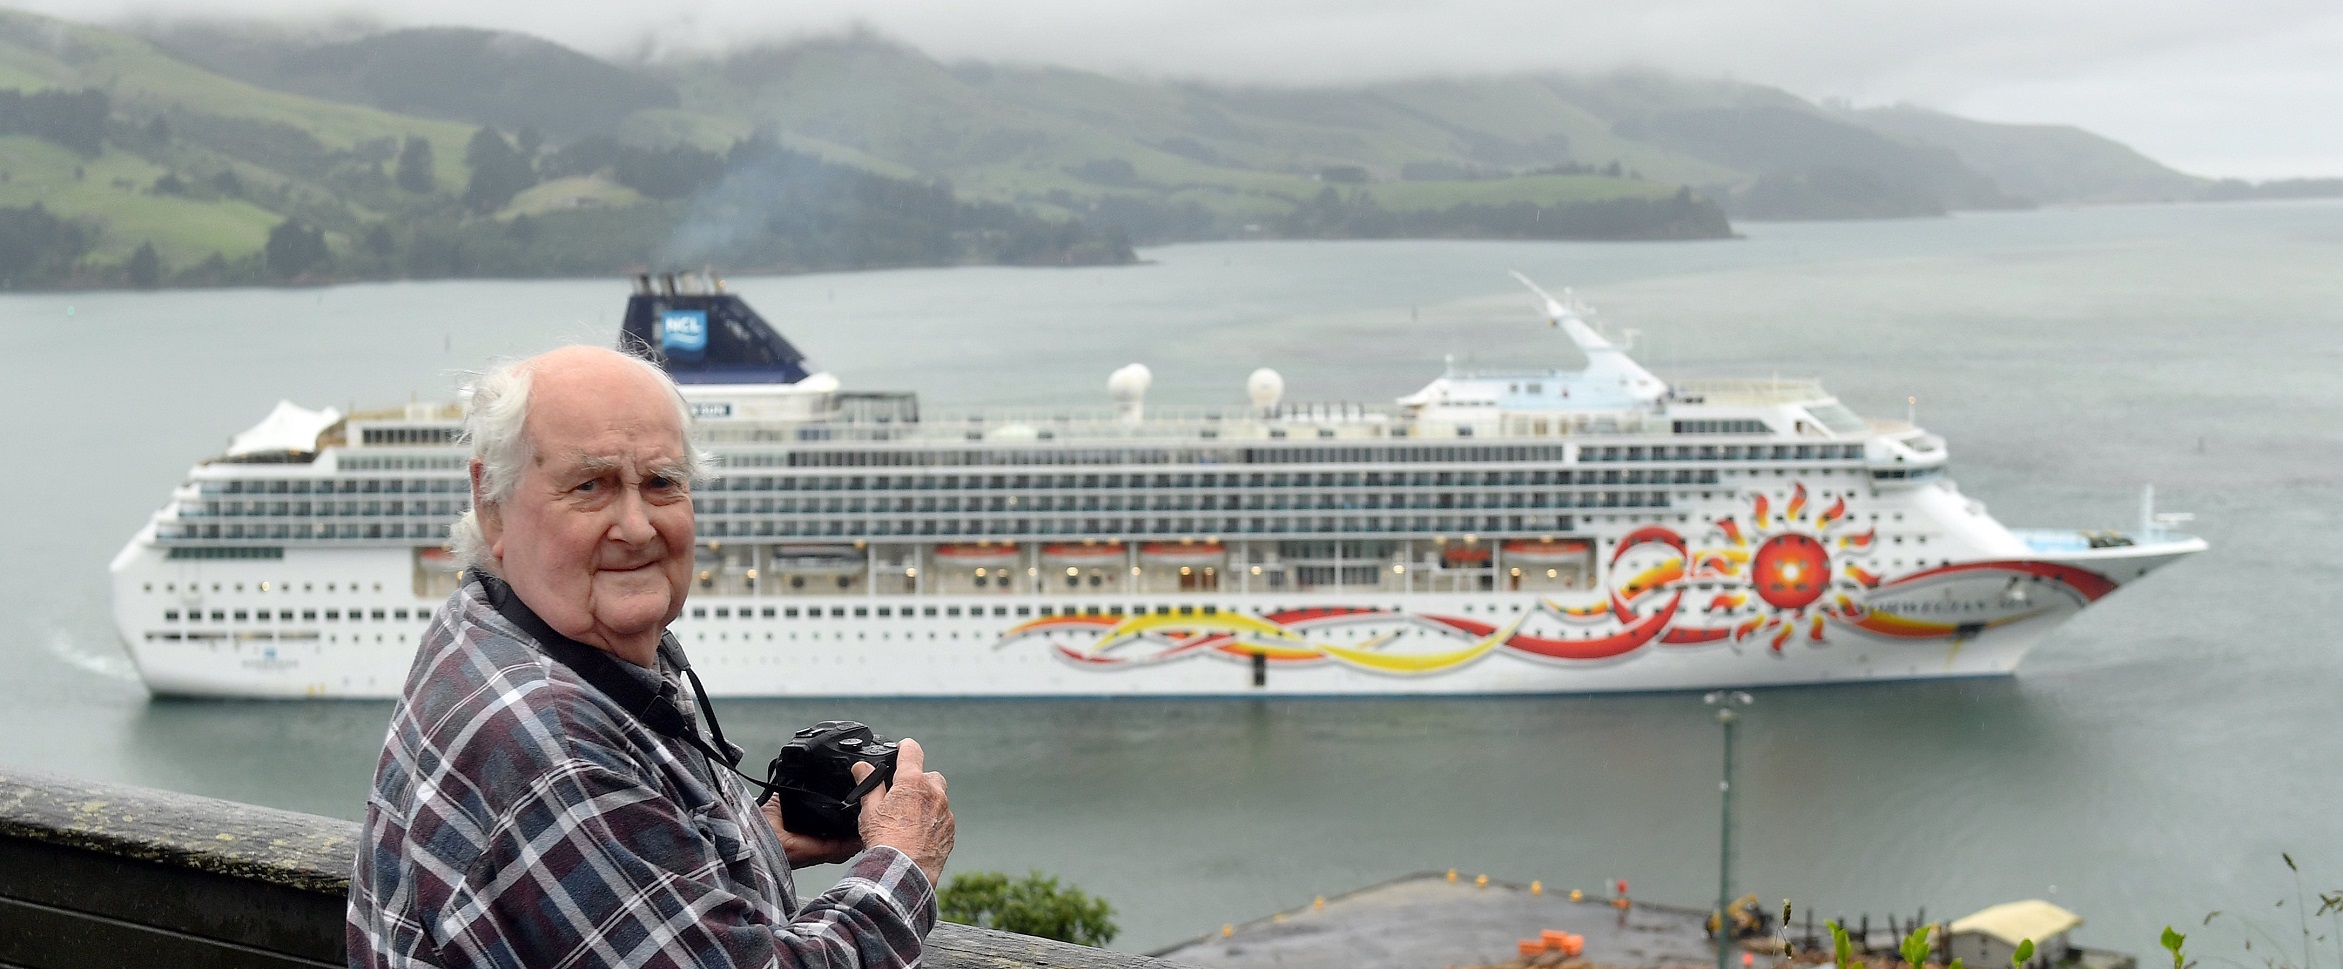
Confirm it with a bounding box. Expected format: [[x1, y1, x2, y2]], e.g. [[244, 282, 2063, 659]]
[[184, 479, 1742, 519], [146, 581, 383, 593], [204, 478, 458, 495], [705, 486, 1699, 516], [186, 499, 460, 518], [151, 551, 1953, 631], [159, 596, 1614, 630], [683, 600, 1553, 621], [340, 455, 466, 471], [167, 608, 416, 622], [169, 501, 1660, 542], [189, 443, 1867, 499], [163, 513, 1593, 543], [165, 504, 1928, 545], [165, 522, 452, 541], [754, 442, 1865, 468], [195, 473, 1891, 520], [184, 464, 1884, 526], [704, 467, 1732, 493], [690, 603, 1197, 621], [700, 513, 1591, 540], [184, 476, 1728, 519]]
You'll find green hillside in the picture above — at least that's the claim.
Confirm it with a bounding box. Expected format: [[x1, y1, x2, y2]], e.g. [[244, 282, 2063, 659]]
[[0, 10, 1132, 287], [146, 24, 681, 139], [653, 37, 1742, 231], [0, 9, 480, 271]]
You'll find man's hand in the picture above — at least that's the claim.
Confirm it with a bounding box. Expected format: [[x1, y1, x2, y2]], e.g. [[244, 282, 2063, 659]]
[[852, 737, 954, 886], [759, 798, 865, 869]]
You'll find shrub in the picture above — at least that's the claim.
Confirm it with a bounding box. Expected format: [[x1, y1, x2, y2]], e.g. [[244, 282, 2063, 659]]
[[938, 870, 1117, 947]]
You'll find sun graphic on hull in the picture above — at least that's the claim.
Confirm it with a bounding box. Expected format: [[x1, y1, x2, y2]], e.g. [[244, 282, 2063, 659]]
[[1693, 483, 1877, 652], [1751, 533, 1829, 609]]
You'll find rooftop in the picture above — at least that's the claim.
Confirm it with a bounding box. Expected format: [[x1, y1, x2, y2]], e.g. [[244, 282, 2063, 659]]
[[1951, 900, 2083, 945]]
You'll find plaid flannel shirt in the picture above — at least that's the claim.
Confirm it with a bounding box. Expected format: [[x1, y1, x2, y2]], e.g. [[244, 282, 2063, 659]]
[[349, 576, 936, 969]]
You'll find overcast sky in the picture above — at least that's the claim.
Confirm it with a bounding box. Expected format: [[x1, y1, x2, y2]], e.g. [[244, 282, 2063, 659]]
[[47, 0, 2343, 178]]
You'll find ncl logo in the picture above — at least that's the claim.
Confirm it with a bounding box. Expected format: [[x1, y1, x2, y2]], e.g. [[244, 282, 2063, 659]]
[[660, 309, 709, 361]]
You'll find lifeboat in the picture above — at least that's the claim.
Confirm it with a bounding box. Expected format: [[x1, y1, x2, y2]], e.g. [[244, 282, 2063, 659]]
[[1501, 539, 1592, 563], [1440, 543, 1492, 564], [931, 543, 1020, 566]]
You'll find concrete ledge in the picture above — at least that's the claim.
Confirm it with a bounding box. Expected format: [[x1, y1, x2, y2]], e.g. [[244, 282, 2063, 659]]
[[0, 764, 1178, 969]]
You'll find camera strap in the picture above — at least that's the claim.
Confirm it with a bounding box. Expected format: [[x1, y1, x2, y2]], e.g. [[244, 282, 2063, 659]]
[[474, 573, 744, 772], [473, 573, 887, 818]]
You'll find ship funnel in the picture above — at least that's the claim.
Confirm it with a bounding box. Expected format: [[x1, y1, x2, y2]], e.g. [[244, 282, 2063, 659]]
[[1247, 368, 1285, 413], [1109, 363, 1153, 423]]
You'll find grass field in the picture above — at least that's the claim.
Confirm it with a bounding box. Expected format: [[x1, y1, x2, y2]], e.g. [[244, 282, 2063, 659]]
[[0, 136, 279, 263]]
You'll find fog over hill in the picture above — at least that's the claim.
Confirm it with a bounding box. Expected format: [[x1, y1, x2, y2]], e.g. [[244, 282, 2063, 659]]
[[139, 23, 2225, 215], [0, 8, 2319, 290]]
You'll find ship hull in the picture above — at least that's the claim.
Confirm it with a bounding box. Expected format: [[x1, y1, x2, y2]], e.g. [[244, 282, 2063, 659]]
[[112, 537, 2200, 699]]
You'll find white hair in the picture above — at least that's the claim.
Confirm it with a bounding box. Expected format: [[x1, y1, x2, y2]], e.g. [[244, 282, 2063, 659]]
[[448, 349, 713, 575]]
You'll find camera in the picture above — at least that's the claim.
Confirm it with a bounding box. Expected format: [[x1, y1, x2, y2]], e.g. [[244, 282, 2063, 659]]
[[760, 721, 899, 840]]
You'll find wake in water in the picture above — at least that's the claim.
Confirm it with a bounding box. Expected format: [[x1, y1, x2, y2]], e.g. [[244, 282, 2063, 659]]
[[44, 626, 140, 682]]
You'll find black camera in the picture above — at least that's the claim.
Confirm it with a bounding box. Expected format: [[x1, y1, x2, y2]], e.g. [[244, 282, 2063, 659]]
[[759, 721, 898, 841]]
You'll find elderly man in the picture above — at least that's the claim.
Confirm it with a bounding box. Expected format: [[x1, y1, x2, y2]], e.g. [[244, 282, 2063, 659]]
[[350, 345, 954, 969]]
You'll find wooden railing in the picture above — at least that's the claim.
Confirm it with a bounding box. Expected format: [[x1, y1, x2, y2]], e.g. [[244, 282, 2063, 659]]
[[0, 765, 1173, 969]]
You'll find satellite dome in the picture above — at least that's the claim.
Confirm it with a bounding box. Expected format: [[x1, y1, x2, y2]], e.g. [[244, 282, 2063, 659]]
[[1109, 363, 1152, 422], [1247, 368, 1285, 409], [1108, 363, 1152, 401]]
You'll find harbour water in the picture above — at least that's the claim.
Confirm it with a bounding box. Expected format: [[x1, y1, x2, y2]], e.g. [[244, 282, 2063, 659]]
[[3, 200, 2340, 954]]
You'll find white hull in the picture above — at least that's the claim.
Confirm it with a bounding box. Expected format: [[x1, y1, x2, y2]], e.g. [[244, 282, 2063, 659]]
[[112, 524, 2202, 699]]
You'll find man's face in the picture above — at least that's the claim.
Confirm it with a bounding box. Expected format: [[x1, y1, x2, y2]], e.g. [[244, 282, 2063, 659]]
[[479, 351, 695, 662]]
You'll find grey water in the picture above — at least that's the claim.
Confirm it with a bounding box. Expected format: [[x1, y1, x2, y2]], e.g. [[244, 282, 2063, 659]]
[[5, 200, 2342, 956]]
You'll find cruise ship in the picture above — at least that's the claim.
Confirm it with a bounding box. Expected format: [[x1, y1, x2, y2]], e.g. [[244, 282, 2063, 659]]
[[111, 273, 2205, 698]]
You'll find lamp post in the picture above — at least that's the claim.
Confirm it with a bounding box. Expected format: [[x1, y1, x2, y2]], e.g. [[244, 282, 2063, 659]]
[[1705, 690, 1754, 969]]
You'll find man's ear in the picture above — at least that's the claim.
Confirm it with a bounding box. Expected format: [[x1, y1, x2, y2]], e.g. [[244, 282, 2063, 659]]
[[470, 459, 504, 551]]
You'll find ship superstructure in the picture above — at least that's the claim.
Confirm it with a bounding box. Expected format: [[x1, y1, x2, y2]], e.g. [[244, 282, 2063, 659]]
[[111, 274, 2204, 698]]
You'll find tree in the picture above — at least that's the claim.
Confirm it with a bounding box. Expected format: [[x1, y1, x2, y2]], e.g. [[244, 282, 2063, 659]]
[[0, 203, 92, 285], [125, 241, 160, 287], [462, 127, 537, 214], [613, 144, 726, 199], [362, 223, 395, 258], [264, 219, 329, 278], [0, 88, 109, 156], [395, 136, 436, 194], [938, 871, 1117, 947]]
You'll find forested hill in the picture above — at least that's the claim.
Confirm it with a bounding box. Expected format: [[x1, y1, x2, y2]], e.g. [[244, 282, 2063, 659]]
[[0, 9, 2277, 290]]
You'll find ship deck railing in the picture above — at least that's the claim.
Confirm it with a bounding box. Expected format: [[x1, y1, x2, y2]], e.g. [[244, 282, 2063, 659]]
[[1666, 377, 1830, 405], [0, 764, 1181, 969], [698, 405, 1699, 446]]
